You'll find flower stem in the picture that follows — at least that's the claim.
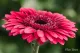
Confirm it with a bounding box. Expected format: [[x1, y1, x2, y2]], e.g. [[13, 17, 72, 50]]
[[31, 41, 40, 53]]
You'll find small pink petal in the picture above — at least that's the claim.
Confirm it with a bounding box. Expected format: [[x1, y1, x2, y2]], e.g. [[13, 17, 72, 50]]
[[20, 29, 24, 34], [48, 31, 58, 38], [5, 14, 10, 18], [69, 31, 75, 36], [5, 24, 15, 27], [45, 32, 53, 41], [37, 30, 44, 37], [63, 36, 68, 41], [72, 28, 78, 32], [8, 19, 17, 22], [55, 29, 69, 36], [40, 37, 47, 42], [24, 27, 36, 33], [11, 28, 19, 33], [6, 27, 13, 30], [56, 33, 64, 40], [22, 34, 34, 43], [37, 39, 44, 45], [20, 8, 36, 15], [57, 39, 65, 45], [26, 34, 34, 43], [5, 14, 16, 19], [10, 11, 18, 16], [6, 22, 20, 26], [2, 25, 6, 28], [65, 31, 76, 38], [14, 25, 25, 28], [68, 32, 76, 38], [34, 32, 39, 39], [22, 34, 28, 40], [13, 32, 19, 36], [16, 12, 26, 18], [50, 38, 57, 44]]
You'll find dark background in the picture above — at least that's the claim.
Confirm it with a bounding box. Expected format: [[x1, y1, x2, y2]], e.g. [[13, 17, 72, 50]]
[[0, 0, 80, 53]]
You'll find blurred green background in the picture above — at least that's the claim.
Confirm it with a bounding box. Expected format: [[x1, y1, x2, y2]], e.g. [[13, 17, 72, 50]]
[[0, 0, 80, 53]]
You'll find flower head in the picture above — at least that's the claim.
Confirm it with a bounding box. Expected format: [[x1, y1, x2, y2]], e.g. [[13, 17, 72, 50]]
[[2, 8, 78, 45]]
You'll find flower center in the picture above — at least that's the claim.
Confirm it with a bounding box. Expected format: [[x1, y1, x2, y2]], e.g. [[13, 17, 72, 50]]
[[35, 20, 47, 25], [23, 15, 58, 30]]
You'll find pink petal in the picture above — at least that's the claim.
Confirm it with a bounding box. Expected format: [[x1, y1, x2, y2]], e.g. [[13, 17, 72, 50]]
[[45, 32, 53, 41], [22, 34, 28, 40], [48, 31, 58, 38], [20, 29, 24, 34], [64, 30, 76, 38], [2, 25, 6, 28], [40, 37, 47, 42], [56, 33, 64, 40], [10, 11, 19, 16], [5, 24, 15, 27], [5, 14, 11, 18], [11, 28, 20, 33], [37, 39, 44, 45], [50, 38, 57, 44], [37, 30, 44, 37], [34, 32, 39, 39], [57, 39, 65, 45], [5, 22, 20, 26], [22, 34, 34, 43], [68, 31, 76, 38], [20, 8, 36, 15], [16, 12, 26, 18], [26, 34, 34, 43], [10, 11, 26, 19], [5, 14, 15, 19], [8, 19, 17, 22], [14, 25, 25, 28], [63, 36, 68, 41], [10, 28, 20, 36], [6, 27, 13, 30], [8, 19, 22, 23], [13, 32, 19, 36], [72, 28, 78, 32], [55, 29, 69, 36], [24, 27, 36, 33]]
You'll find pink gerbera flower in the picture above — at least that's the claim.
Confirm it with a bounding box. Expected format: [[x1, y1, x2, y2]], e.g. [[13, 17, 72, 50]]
[[2, 8, 78, 45]]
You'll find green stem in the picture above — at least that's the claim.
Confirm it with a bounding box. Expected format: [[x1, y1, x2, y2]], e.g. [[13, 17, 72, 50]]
[[31, 41, 40, 53]]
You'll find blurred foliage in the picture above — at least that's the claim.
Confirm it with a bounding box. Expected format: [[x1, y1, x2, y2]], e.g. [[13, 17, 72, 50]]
[[0, 0, 80, 53]]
